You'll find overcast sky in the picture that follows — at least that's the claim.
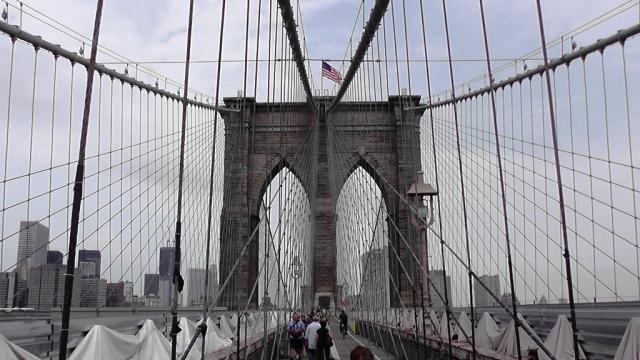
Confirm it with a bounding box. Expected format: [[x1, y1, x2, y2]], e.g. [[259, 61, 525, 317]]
[[0, 0, 639, 305]]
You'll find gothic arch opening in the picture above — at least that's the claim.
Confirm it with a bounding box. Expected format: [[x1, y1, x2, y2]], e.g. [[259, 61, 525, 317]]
[[257, 166, 312, 310], [335, 165, 391, 312]]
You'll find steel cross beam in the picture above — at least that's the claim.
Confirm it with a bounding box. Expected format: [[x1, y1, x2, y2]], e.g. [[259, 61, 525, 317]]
[[328, 0, 390, 112], [277, 0, 316, 112]]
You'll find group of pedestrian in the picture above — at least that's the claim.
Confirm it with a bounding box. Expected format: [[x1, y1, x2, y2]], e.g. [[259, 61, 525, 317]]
[[287, 307, 373, 360], [287, 307, 333, 360]]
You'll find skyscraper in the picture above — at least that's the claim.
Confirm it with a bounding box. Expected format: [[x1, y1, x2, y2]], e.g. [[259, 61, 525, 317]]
[[79, 277, 107, 307], [28, 264, 80, 310], [144, 274, 160, 296], [428, 269, 451, 310], [475, 274, 501, 307], [187, 268, 206, 305], [16, 221, 49, 281], [123, 281, 134, 304], [47, 250, 63, 265], [78, 250, 101, 277], [0, 271, 27, 308], [106, 282, 125, 307], [159, 247, 175, 278]]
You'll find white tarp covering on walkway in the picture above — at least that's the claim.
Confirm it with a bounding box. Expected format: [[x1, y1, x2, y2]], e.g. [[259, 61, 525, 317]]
[[205, 317, 233, 353], [544, 315, 586, 360], [497, 314, 549, 360], [137, 327, 171, 360], [615, 317, 640, 360], [427, 310, 439, 335], [0, 333, 39, 360], [176, 317, 202, 360], [439, 311, 451, 340], [69, 325, 139, 360], [456, 311, 473, 342], [219, 314, 235, 339], [475, 312, 503, 350]]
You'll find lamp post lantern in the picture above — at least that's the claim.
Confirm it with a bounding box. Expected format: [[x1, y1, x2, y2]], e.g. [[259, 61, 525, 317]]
[[407, 171, 438, 309]]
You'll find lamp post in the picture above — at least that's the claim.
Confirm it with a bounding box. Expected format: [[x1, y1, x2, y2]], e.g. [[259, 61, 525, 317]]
[[407, 171, 438, 309], [290, 256, 302, 310]]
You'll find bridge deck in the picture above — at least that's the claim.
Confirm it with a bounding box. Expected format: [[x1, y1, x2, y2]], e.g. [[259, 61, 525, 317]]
[[329, 318, 395, 360]]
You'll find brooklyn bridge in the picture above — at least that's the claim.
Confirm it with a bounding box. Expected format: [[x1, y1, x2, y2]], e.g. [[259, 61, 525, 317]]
[[0, 0, 639, 359]]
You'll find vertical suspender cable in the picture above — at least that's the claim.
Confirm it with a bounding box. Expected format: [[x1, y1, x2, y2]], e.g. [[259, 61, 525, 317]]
[[533, 1, 581, 358], [439, 1, 477, 358], [58, 1, 104, 359], [477, 1, 523, 359], [417, 0, 454, 353], [171, 0, 196, 359], [201, 0, 227, 358]]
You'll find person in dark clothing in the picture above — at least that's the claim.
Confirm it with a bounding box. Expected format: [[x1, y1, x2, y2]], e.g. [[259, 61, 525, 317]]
[[316, 320, 333, 360], [339, 310, 348, 337], [350, 345, 374, 360]]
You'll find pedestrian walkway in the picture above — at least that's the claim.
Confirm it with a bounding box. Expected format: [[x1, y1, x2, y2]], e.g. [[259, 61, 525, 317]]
[[329, 318, 395, 360]]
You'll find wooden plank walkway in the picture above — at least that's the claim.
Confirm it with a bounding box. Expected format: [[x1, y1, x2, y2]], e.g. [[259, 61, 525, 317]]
[[328, 318, 396, 360]]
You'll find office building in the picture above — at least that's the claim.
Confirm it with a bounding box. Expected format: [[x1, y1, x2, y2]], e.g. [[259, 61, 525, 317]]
[[16, 221, 49, 281], [124, 281, 134, 304], [187, 268, 206, 305], [0, 271, 27, 308], [159, 247, 175, 278], [79, 261, 97, 278], [144, 274, 159, 296], [106, 282, 125, 307], [428, 269, 451, 310], [80, 277, 107, 307], [186, 266, 219, 306], [78, 250, 101, 277], [47, 250, 63, 265], [159, 277, 172, 306], [27, 264, 80, 310], [475, 274, 501, 307]]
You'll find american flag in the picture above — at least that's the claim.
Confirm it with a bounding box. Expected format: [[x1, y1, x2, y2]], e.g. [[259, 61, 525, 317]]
[[322, 61, 342, 84]]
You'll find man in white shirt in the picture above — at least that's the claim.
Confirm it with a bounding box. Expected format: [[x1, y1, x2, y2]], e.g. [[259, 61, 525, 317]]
[[305, 316, 322, 360]]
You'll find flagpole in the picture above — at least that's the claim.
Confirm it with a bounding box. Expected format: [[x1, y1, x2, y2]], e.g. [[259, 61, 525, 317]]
[[321, 61, 324, 98]]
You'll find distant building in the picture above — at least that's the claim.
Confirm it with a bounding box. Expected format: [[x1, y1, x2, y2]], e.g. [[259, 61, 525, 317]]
[[187, 268, 206, 305], [17, 221, 49, 281], [144, 274, 159, 296], [27, 264, 80, 310], [500, 292, 520, 307], [359, 247, 390, 309], [159, 277, 172, 306], [80, 277, 107, 307], [106, 282, 125, 307], [47, 250, 63, 265], [0, 271, 27, 308], [159, 247, 175, 278], [475, 274, 501, 307], [78, 250, 101, 277], [123, 281, 134, 304], [78, 261, 97, 278], [144, 295, 160, 307], [187, 267, 219, 306], [428, 269, 451, 310]]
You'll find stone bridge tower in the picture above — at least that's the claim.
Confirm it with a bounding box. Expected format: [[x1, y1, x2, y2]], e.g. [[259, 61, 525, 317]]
[[217, 96, 425, 310]]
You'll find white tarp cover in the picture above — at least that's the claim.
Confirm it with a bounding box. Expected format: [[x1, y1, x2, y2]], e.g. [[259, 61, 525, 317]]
[[456, 311, 473, 342], [205, 318, 233, 353], [176, 317, 203, 360], [544, 315, 586, 360], [496, 314, 549, 360], [229, 314, 238, 331], [137, 328, 171, 360], [439, 311, 452, 340], [69, 325, 139, 360], [219, 314, 235, 339], [427, 310, 439, 335], [0, 333, 39, 360], [136, 319, 159, 342], [615, 317, 640, 360], [475, 312, 503, 350]]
